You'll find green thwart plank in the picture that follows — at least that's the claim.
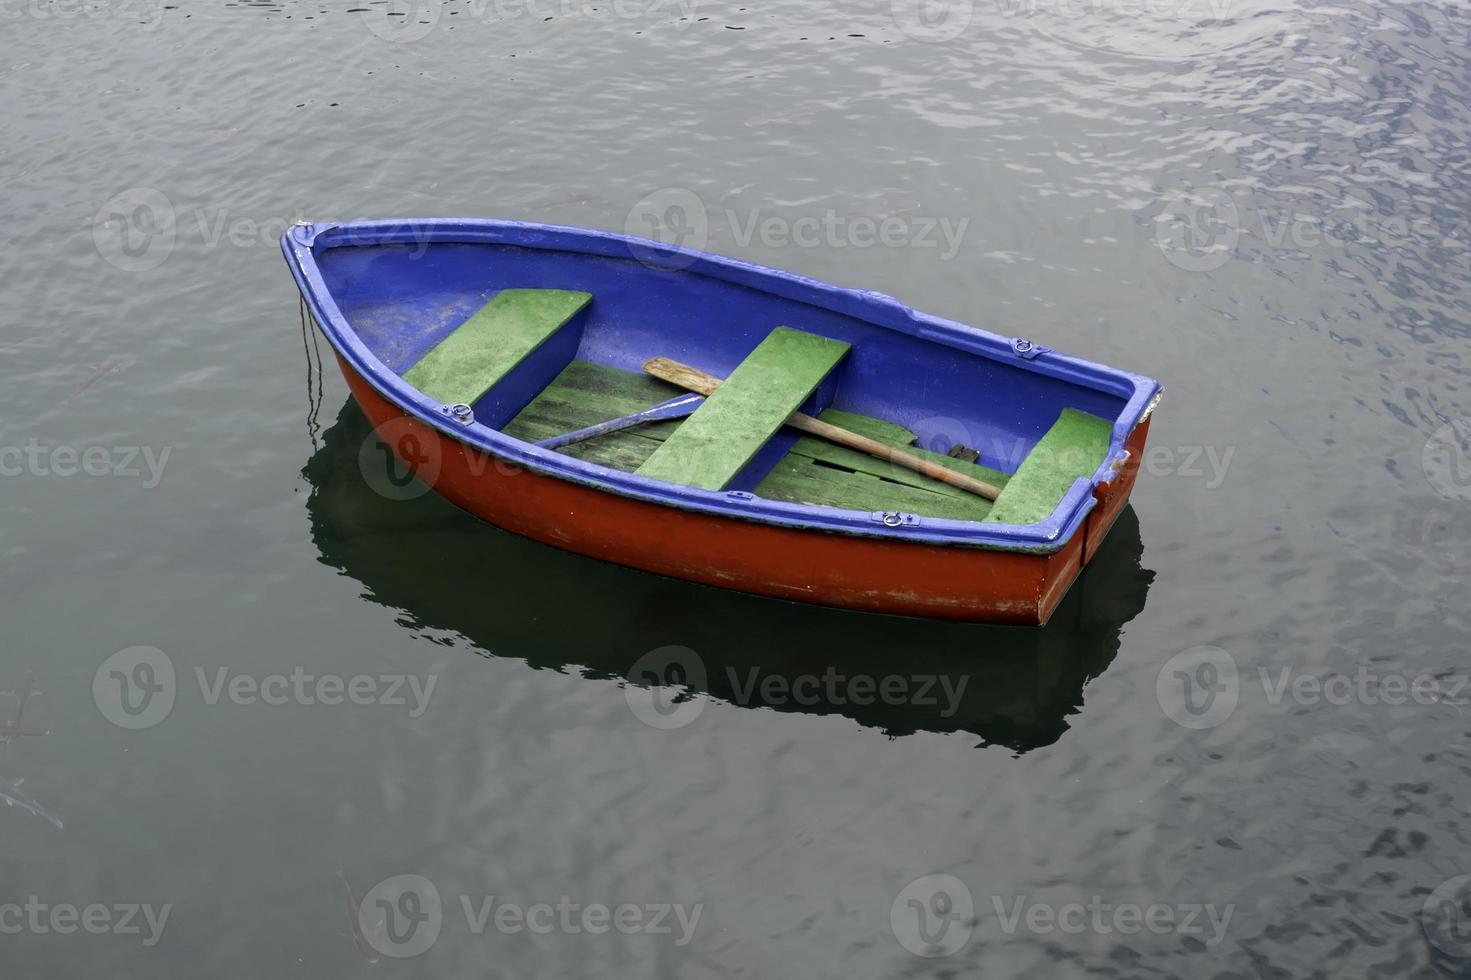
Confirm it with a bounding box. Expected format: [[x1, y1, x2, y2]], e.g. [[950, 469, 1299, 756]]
[[402, 289, 592, 405], [984, 408, 1112, 525], [635, 328, 851, 491]]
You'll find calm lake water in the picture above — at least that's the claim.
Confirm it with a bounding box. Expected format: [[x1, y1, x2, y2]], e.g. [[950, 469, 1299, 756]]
[[3, 0, 1470, 976]]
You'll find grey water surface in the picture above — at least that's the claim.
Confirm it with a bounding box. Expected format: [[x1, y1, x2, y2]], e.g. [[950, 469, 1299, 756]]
[[2, 0, 1470, 976]]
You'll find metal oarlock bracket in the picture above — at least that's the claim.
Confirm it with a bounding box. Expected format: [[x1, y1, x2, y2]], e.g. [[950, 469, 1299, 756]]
[[440, 403, 475, 425], [1011, 338, 1050, 360], [872, 511, 920, 527]]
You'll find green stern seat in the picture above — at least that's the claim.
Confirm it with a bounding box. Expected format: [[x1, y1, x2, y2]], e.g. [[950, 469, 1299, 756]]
[[984, 408, 1112, 525]]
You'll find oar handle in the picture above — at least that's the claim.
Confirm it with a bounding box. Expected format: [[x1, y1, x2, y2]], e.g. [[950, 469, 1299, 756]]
[[642, 357, 1001, 501]]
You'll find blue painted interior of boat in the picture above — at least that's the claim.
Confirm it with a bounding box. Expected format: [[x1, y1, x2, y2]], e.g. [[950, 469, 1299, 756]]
[[283, 219, 1161, 551]]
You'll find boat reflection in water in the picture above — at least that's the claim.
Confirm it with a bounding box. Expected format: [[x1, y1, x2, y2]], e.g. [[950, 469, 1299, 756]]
[[303, 402, 1154, 753]]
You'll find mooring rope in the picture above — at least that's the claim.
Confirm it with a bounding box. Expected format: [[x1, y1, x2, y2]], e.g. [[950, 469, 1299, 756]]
[[299, 293, 324, 449]]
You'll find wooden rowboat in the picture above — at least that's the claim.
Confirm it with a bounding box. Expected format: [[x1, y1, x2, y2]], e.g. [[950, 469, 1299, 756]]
[[282, 219, 1161, 625]]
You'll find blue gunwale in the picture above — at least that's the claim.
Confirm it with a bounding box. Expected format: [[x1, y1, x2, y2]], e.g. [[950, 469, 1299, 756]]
[[281, 218, 1161, 554]]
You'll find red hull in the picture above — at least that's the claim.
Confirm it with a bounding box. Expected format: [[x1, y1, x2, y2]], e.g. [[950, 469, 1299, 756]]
[[339, 356, 1149, 625]]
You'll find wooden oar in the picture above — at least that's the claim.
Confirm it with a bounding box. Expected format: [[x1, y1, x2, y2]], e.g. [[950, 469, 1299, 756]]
[[535, 392, 705, 450], [643, 357, 1002, 501]]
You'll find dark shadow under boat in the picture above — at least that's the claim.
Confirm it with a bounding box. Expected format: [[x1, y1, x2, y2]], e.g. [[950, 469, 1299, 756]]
[[303, 401, 1155, 752]]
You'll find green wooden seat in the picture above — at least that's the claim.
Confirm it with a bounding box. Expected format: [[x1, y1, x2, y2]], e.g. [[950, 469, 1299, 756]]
[[984, 408, 1112, 525], [635, 327, 851, 491], [402, 289, 592, 405]]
